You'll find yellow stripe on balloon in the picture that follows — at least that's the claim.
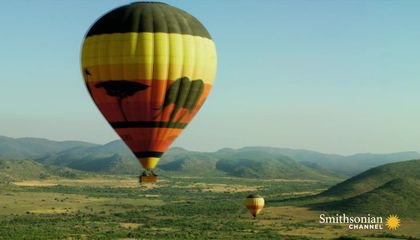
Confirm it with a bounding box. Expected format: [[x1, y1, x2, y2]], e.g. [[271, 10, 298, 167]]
[[138, 157, 160, 170], [81, 32, 217, 84], [245, 198, 265, 207]]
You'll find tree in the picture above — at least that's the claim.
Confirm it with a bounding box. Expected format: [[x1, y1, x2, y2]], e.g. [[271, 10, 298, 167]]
[[95, 80, 149, 120], [156, 76, 204, 123]]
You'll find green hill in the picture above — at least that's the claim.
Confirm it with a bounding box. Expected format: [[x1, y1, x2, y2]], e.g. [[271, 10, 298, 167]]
[[158, 148, 222, 176], [0, 159, 85, 182], [37, 141, 139, 175], [308, 160, 420, 219], [0, 135, 95, 160], [215, 151, 336, 180], [239, 147, 420, 176], [313, 177, 420, 218], [319, 159, 420, 199]]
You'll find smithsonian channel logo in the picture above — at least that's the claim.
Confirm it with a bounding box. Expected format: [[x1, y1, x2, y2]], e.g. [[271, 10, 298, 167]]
[[319, 213, 401, 230]]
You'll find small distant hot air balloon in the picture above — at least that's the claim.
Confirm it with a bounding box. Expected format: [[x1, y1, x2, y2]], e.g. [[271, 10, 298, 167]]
[[81, 2, 217, 183], [245, 194, 265, 218]]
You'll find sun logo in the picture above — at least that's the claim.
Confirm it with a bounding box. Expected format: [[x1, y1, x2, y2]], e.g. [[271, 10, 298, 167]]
[[385, 215, 400, 230]]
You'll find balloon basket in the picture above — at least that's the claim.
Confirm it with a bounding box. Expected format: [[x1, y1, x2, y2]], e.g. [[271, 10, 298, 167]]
[[139, 175, 157, 184]]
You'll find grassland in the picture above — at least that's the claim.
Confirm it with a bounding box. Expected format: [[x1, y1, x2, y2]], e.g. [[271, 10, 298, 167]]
[[0, 175, 418, 240]]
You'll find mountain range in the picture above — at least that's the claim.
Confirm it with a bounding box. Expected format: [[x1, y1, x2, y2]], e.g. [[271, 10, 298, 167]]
[[1, 135, 420, 179], [1, 135, 419, 218]]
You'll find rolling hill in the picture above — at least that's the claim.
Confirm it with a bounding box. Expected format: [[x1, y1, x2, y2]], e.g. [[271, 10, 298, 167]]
[[0, 135, 96, 160], [319, 159, 420, 199], [215, 151, 336, 180], [238, 147, 420, 176], [158, 148, 222, 176], [310, 160, 420, 218], [37, 140, 139, 174], [314, 177, 420, 218], [0, 159, 86, 182]]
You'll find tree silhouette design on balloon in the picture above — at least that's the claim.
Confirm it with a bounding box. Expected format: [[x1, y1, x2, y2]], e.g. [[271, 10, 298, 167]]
[[155, 76, 204, 123], [95, 80, 149, 121]]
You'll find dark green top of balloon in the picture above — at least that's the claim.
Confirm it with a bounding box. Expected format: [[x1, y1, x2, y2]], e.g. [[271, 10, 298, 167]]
[[86, 2, 212, 39], [247, 194, 263, 199]]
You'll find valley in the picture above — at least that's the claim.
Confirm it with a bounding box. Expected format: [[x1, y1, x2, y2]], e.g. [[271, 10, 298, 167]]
[[0, 174, 418, 240], [0, 136, 419, 239]]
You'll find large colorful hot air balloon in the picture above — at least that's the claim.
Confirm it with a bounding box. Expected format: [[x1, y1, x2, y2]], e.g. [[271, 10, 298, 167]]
[[81, 2, 217, 183], [245, 194, 265, 218]]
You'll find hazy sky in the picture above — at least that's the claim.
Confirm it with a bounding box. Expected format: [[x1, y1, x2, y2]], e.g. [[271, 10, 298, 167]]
[[1, 0, 420, 154]]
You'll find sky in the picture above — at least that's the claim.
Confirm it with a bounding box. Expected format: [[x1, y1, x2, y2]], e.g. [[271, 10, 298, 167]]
[[1, 0, 420, 154]]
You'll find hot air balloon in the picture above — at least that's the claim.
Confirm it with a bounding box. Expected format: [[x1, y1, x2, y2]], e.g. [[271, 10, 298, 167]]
[[81, 2, 217, 183], [245, 194, 265, 218]]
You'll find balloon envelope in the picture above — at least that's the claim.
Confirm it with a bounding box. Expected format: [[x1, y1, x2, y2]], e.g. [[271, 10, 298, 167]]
[[81, 2, 217, 171], [245, 194, 265, 217]]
